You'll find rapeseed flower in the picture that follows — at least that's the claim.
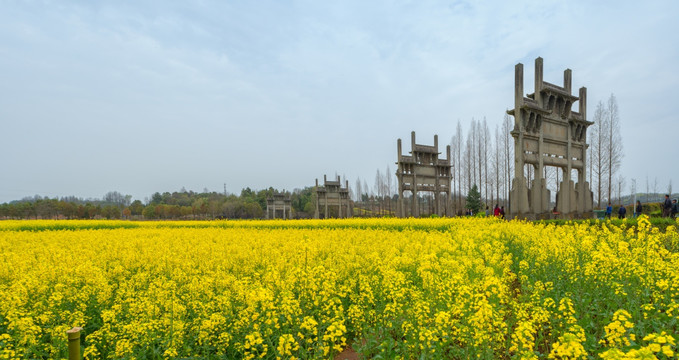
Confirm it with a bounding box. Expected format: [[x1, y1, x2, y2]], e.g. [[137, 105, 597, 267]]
[[1, 217, 678, 359]]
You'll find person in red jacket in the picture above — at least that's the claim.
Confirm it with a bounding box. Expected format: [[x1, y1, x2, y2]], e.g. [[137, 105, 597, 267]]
[[493, 204, 500, 217]]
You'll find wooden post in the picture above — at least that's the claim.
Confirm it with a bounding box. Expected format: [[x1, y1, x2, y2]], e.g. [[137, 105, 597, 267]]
[[67, 327, 83, 360]]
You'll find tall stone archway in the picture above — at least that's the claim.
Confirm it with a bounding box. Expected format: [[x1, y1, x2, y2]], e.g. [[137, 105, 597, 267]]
[[395, 131, 452, 217], [508, 57, 593, 219]]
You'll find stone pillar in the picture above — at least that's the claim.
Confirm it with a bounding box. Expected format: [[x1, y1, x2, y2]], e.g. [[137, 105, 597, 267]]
[[557, 123, 576, 215], [324, 193, 328, 219], [578, 86, 591, 214], [411, 132, 418, 217], [434, 135, 440, 215], [446, 145, 452, 216], [510, 139, 530, 216], [398, 179, 404, 217], [577, 161, 593, 213], [557, 177, 576, 216], [314, 179, 320, 219], [323, 175, 328, 218], [532, 122, 546, 214], [510, 63, 530, 217], [566, 122, 573, 214], [534, 57, 543, 104], [579, 87, 587, 117], [412, 175, 418, 217], [346, 180, 351, 218], [396, 138, 403, 217], [531, 176, 549, 215], [564, 69, 572, 94], [337, 176, 342, 219]]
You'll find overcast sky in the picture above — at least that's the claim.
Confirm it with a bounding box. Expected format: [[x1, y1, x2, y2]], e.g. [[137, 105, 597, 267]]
[[1, 0, 678, 203]]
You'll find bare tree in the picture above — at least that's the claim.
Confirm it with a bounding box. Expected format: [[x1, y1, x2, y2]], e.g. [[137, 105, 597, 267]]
[[482, 118, 490, 206], [468, 118, 478, 188], [493, 124, 501, 205], [455, 121, 464, 211], [464, 123, 475, 197], [450, 121, 465, 213], [590, 101, 609, 207], [555, 167, 561, 197], [450, 133, 459, 213], [588, 129, 593, 196], [653, 177, 658, 202], [103, 191, 132, 207], [544, 166, 558, 203], [386, 165, 393, 197], [606, 94, 624, 204], [477, 119, 485, 204], [668, 179, 673, 197], [355, 177, 362, 202], [385, 165, 393, 213], [374, 169, 383, 215], [615, 176, 626, 205]]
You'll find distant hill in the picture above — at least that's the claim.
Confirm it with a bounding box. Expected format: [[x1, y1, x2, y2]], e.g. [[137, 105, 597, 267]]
[[614, 193, 678, 205]]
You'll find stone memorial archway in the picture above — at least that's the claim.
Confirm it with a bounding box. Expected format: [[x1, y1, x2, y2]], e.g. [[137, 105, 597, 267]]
[[508, 57, 593, 219]]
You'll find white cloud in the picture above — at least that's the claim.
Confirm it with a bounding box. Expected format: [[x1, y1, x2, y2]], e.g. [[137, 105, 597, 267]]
[[1, 0, 678, 202]]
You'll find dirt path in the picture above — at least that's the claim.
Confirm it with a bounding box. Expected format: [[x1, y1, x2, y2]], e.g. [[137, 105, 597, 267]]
[[334, 345, 360, 360]]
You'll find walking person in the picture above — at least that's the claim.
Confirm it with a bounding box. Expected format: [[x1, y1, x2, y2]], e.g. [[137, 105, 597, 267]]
[[493, 204, 500, 217], [672, 199, 678, 220], [634, 200, 642, 218], [500, 206, 505, 220], [605, 202, 612, 219], [663, 195, 672, 217], [618, 204, 627, 219]]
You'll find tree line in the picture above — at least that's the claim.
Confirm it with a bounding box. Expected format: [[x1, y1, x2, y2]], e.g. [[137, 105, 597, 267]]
[[0, 188, 316, 220]]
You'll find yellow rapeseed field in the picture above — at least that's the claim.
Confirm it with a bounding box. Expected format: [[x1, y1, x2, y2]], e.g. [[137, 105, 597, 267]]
[[0, 217, 678, 359]]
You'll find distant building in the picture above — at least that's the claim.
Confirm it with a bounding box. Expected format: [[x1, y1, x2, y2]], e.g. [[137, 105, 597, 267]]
[[266, 194, 292, 219], [396, 131, 452, 217], [314, 175, 351, 219]]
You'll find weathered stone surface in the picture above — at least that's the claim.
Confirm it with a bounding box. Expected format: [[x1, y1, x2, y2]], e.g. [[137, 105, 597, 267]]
[[314, 175, 352, 219], [396, 131, 452, 217], [266, 194, 292, 219], [508, 57, 593, 218]]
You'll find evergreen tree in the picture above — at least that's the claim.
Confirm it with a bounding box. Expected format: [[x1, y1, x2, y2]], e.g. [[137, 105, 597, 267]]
[[466, 184, 481, 215]]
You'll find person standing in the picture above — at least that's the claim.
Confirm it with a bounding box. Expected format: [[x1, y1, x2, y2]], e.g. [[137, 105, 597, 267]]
[[605, 202, 613, 219], [663, 195, 672, 217], [618, 205, 627, 219], [634, 200, 642, 218], [493, 204, 500, 217], [672, 199, 678, 219], [500, 206, 505, 220]]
